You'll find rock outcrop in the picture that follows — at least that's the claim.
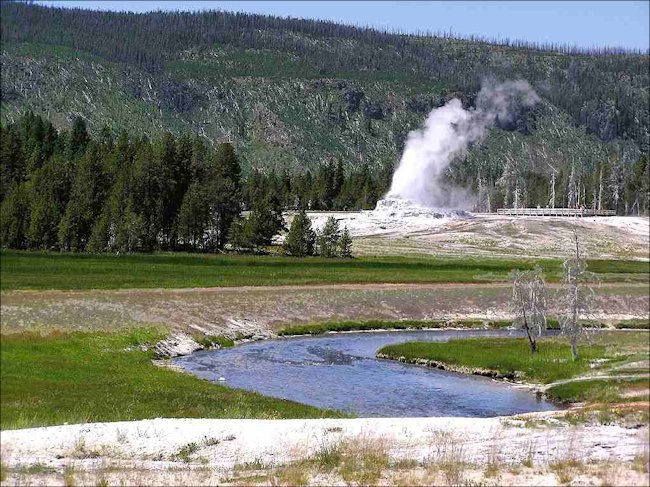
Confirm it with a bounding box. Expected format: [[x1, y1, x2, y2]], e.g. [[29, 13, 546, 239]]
[[153, 332, 204, 359]]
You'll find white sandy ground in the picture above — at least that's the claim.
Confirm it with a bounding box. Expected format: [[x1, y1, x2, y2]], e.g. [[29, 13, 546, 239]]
[[2, 415, 648, 486], [300, 211, 650, 260]]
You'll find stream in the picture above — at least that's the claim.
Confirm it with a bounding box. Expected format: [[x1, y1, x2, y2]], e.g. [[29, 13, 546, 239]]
[[173, 329, 558, 417]]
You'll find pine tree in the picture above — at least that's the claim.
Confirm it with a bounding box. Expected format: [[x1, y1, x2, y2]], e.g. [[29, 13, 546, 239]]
[[132, 139, 163, 251], [333, 158, 345, 204], [284, 209, 316, 256], [317, 216, 340, 257], [0, 125, 25, 201], [116, 199, 144, 253], [58, 143, 107, 251], [27, 161, 62, 249], [230, 197, 284, 252], [214, 143, 241, 191], [339, 226, 353, 258], [0, 182, 31, 249], [178, 182, 209, 250], [159, 132, 181, 249], [69, 117, 89, 156], [207, 142, 242, 250]]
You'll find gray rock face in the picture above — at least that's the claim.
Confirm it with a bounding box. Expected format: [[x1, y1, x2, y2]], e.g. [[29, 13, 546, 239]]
[[153, 332, 204, 359]]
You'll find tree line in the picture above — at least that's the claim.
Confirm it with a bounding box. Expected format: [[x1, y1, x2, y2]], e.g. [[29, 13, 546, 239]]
[[0, 113, 386, 253]]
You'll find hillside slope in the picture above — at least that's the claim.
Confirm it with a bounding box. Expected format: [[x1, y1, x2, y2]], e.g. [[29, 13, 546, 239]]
[[1, 3, 648, 213]]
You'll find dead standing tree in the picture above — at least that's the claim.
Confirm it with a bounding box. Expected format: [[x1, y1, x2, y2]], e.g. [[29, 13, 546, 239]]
[[560, 229, 599, 360], [512, 266, 547, 353]]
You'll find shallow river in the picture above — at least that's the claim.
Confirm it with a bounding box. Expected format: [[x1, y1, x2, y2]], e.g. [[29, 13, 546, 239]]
[[173, 329, 558, 417]]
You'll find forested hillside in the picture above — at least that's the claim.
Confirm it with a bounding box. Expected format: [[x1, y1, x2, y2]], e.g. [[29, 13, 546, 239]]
[[1, 2, 649, 220]]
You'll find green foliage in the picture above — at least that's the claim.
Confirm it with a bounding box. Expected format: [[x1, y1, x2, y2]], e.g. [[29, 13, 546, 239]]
[[0, 182, 30, 248], [378, 337, 611, 383], [278, 320, 444, 336], [317, 216, 340, 258], [614, 319, 650, 329], [58, 141, 108, 251], [284, 210, 316, 256], [177, 182, 209, 251], [339, 226, 353, 258], [230, 197, 284, 252], [195, 335, 235, 348], [545, 377, 649, 404], [0, 329, 343, 429], [1, 250, 647, 291], [276, 318, 588, 336]]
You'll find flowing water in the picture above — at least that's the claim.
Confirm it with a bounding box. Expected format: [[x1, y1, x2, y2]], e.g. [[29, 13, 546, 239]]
[[173, 329, 558, 417]]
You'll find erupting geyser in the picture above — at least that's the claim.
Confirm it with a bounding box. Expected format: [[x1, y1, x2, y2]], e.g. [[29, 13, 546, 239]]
[[374, 80, 540, 219]]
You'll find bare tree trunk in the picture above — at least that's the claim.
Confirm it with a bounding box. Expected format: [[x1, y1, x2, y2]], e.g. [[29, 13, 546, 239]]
[[521, 303, 537, 353], [571, 336, 578, 360], [598, 166, 603, 211], [550, 171, 556, 208]]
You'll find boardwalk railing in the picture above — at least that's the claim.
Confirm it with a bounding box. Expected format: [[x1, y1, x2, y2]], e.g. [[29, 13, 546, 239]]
[[496, 208, 617, 217]]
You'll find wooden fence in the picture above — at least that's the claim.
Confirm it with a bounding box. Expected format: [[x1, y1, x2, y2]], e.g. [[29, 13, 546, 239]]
[[496, 208, 617, 217]]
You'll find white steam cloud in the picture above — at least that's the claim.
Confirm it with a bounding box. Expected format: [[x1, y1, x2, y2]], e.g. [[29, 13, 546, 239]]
[[384, 80, 540, 209]]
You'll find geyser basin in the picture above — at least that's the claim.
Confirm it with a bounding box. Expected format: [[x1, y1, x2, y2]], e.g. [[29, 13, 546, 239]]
[[373, 197, 472, 220], [173, 330, 557, 417]]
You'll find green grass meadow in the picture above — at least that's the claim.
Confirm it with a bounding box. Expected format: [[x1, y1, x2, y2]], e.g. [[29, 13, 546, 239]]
[[1, 250, 648, 291], [0, 329, 344, 430], [377, 332, 649, 385]]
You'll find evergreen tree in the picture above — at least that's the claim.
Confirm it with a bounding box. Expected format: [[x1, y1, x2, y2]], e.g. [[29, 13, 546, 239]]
[[339, 226, 353, 258], [69, 117, 89, 156], [132, 139, 163, 251], [207, 143, 242, 250], [178, 182, 209, 250], [0, 182, 31, 249], [284, 209, 316, 256], [116, 199, 144, 253], [27, 161, 62, 248], [333, 158, 345, 200], [58, 143, 107, 251], [214, 142, 242, 191], [230, 197, 284, 252], [317, 216, 340, 257], [0, 125, 25, 201], [159, 132, 182, 249]]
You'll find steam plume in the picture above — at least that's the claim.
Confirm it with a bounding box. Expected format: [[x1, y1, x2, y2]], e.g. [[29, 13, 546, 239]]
[[385, 80, 540, 209]]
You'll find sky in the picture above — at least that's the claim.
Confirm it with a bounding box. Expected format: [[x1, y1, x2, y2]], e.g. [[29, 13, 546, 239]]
[[36, 1, 650, 51]]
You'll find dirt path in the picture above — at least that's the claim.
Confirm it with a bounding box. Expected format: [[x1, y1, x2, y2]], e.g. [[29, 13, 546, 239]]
[[2, 283, 647, 337]]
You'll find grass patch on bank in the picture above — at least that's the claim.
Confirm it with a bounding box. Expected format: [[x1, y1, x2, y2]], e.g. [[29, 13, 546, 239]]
[[276, 317, 638, 336], [614, 319, 650, 330], [1, 250, 648, 291], [546, 378, 650, 404], [377, 331, 649, 385], [277, 319, 515, 336], [0, 329, 344, 430]]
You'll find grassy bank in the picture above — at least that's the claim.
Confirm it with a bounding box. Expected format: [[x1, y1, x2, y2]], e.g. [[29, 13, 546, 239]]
[[546, 377, 650, 404], [2, 250, 648, 291], [0, 329, 343, 430], [377, 332, 649, 386], [277, 319, 512, 336], [277, 318, 647, 336]]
